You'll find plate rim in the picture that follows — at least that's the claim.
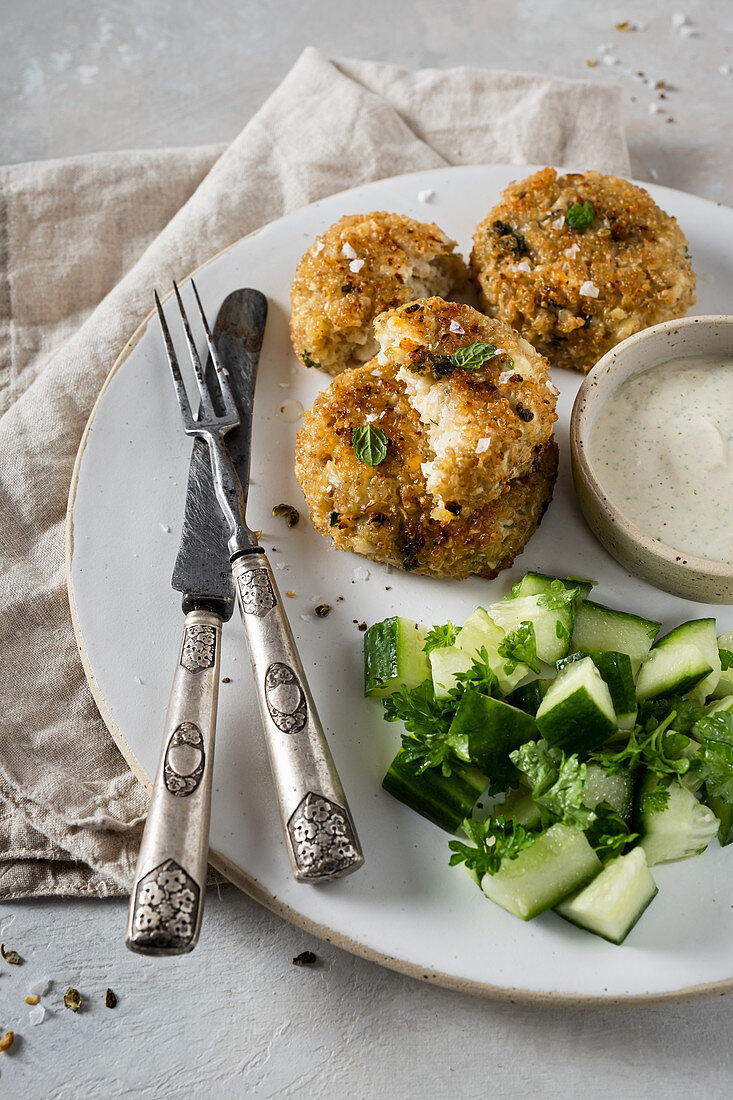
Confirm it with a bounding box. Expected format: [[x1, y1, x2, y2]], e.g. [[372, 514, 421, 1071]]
[[65, 163, 733, 1006]]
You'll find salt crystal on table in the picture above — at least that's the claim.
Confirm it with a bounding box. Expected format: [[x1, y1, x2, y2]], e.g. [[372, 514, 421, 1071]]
[[159, 523, 170, 534], [418, 189, 435, 203], [353, 567, 370, 581], [29, 1005, 46, 1026], [719, 63, 732, 75], [671, 12, 688, 28], [649, 103, 662, 114]]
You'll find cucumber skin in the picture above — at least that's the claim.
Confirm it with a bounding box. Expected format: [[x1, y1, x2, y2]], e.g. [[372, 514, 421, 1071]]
[[536, 658, 617, 754], [363, 617, 430, 697], [447, 690, 538, 778], [382, 750, 485, 833], [591, 651, 637, 729], [507, 679, 551, 716]]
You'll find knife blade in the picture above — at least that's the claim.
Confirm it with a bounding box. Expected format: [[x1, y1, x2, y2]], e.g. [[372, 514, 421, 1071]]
[[172, 289, 267, 613]]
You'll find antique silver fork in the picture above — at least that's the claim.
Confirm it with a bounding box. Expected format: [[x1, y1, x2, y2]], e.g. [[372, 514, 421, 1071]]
[[154, 281, 364, 885]]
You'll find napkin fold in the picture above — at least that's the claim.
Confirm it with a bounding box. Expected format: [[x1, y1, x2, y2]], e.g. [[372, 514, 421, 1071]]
[[0, 47, 630, 898]]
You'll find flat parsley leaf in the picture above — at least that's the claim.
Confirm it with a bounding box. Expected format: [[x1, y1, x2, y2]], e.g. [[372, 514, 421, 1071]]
[[720, 648, 733, 671], [591, 709, 692, 781], [430, 341, 496, 377], [352, 425, 388, 466], [497, 620, 541, 675], [510, 740, 594, 829], [565, 200, 595, 229], [383, 680, 455, 776], [537, 579, 579, 612], [586, 802, 638, 858], [448, 815, 537, 877], [695, 712, 733, 804], [639, 775, 673, 815], [423, 622, 460, 655], [450, 647, 501, 699]]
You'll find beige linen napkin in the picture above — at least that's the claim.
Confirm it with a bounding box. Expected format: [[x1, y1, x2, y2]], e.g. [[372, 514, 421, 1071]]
[[0, 47, 630, 898]]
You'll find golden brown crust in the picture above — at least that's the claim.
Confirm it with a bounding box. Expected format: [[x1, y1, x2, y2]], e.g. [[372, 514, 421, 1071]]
[[470, 168, 696, 373], [290, 212, 467, 376], [294, 343, 558, 579]]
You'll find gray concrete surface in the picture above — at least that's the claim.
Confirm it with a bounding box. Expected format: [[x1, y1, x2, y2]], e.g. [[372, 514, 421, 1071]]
[[3, 1, 733, 1096]]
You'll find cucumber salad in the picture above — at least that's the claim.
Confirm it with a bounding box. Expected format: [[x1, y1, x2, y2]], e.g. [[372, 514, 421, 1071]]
[[363, 573, 733, 945]]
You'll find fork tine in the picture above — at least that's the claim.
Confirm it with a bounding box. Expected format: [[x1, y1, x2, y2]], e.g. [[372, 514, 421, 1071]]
[[190, 279, 239, 423], [155, 290, 194, 429], [172, 281, 215, 420]]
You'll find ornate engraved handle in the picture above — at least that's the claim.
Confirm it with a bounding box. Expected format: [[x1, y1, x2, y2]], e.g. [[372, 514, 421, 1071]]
[[125, 609, 222, 954], [231, 551, 364, 883]]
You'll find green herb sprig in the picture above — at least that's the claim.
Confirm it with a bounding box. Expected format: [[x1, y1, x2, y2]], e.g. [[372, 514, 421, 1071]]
[[429, 342, 496, 377], [352, 425, 388, 466], [448, 815, 538, 877], [423, 622, 460, 655], [565, 200, 595, 229]]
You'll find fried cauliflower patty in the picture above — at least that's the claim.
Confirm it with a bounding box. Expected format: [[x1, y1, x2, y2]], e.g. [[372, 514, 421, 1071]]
[[290, 212, 468, 376], [295, 299, 559, 579], [471, 168, 696, 373]]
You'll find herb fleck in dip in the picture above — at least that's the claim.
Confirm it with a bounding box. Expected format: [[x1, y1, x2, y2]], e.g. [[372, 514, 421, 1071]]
[[589, 356, 733, 564]]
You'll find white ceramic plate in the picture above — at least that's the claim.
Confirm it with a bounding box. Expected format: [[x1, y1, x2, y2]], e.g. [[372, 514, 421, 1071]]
[[67, 165, 733, 1004]]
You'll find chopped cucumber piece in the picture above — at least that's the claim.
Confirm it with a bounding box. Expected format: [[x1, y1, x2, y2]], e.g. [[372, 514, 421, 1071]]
[[502, 787, 542, 828], [555, 848, 658, 944], [429, 645, 472, 700], [489, 594, 574, 666], [364, 617, 430, 697], [638, 773, 718, 866], [591, 651, 637, 731], [510, 572, 596, 603], [712, 633, 733, 699], [582, 763, 634, 820], [572, 600, 660, 675], [655, 619, 721, 703], [536, 657, 617, 753], [635, 644, 712, 701], [506, 678, 552, 716], [707, 795, 733, 847], [455, 608, 529, 694], [447, 690, 538, 777], [382, 750, 486, 833], [707, 696, 733, 715], [480, 824, 601, 920]]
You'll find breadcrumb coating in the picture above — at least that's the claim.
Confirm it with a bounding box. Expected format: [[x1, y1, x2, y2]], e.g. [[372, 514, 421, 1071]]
[[290, 212, 467, 376], [471, 168, 696, 373]]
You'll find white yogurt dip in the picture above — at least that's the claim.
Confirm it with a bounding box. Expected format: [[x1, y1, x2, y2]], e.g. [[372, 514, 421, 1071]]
[[589, 355, 733, 564]]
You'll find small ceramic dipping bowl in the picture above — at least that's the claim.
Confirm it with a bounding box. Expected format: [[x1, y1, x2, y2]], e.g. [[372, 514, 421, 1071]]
[[571, 315, 733, 604]]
